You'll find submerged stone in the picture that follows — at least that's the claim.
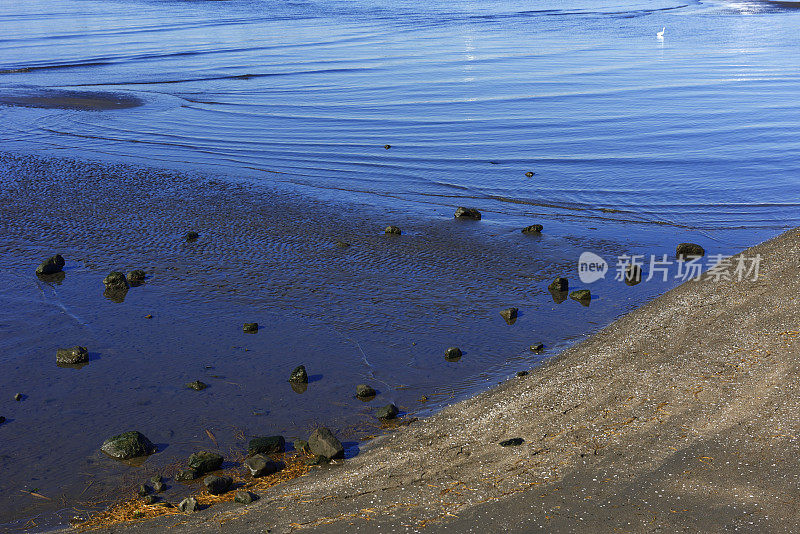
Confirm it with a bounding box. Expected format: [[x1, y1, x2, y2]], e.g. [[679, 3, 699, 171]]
[[126, 270, 146, 284], [570, 289, 591, 302], [289, 365, 308, 384], [624, 264, 642, 286], [100, 431, 156, 460], [454, 207, 481, 220], [248, 435, 285, 455], [185, 231, 200, 242], [175, 468, 200, 482], [36, 254, 65, 275], [308, 427, 344, 459], [56, 346, 88, 365], [521, 224, 543, 234], [500, 307, 518, 325], [356, 384, 376, 399], [444, 346, 462, 361], [186, 380, 207, 391], [376, 403, 399, 421]]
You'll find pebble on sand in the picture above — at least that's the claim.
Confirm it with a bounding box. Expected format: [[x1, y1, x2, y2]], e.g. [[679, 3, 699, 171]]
[[500, 438, 525, 447]]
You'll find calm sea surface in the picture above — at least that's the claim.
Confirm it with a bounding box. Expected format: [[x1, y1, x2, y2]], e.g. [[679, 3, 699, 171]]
[[0, 0, 799, 529]]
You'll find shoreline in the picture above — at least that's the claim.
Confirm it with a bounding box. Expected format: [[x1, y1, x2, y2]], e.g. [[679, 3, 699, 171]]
[[79, 226, 800, 533], [0, 151, 692, 531]]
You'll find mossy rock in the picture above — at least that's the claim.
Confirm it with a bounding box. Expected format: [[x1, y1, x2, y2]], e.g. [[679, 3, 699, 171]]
[[187, 451, 223, 474], [101, 431, 156, 460]]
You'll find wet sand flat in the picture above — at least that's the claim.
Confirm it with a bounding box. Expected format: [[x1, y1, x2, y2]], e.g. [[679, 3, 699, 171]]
[[90, 227, 800, 533], [0, 151, 679, 530]]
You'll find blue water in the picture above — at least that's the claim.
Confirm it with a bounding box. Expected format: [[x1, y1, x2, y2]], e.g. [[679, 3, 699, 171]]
[[1, 0, 799, 239], [1, 0, 799, 529]]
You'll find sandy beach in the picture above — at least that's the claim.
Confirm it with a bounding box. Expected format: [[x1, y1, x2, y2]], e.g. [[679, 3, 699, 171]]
[[61, 225, 800, 533]]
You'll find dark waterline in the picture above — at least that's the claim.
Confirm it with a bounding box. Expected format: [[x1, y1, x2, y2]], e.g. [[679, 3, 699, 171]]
[[0, 0, 798, 529]]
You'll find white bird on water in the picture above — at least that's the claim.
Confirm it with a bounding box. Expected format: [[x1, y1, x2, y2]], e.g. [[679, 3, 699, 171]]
[[657, 27, 665, 39]]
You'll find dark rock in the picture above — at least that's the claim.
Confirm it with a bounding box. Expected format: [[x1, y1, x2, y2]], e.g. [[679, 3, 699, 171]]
[[0, 416, 5, 425], [13, 393, 22, 401], [36, 254, 65, 275], [530, 342, 544, 352], [103, 271, 129, 291], [548, 277, 569, 292], [203, 475, 232, 495], [356, 384, 376, 399], [178, 496, 198, 512], [175, 468, 200, 481], [335, 240, 351, 248], [244, 454, 280, 477], [384, 144, 391, 149], [444, 347, 462, 361], [624, 264, 642, 286], [548, 288, 568, 304], [56, 346, 88, 365], [248, 436, 285, 455], [234, 490, 256, 504], [308, 427, 344, 459], [100, 431, 156, 460], [676, 242, 705, 259], [516, 371, 529, 377], [141, 494, 158, 505], [385, 225, 402, 235], [376, 403, 399, 421], [289, 365, 308, 384], [187, 451, 223, 475], [454, 207, 481, 220], [186, 380, 207, 391], [185, 231, 200, 242], [126, 270, 146, 285], [293, 439, 310, 454], [524, 171, 535, 177], [500, 438, 525, 447], [521, 224, 543, 234], [137, 484, 151, 497], [243, 322, 258, 333], [500, 307, 518, 325], [570, 289, 591, 303]]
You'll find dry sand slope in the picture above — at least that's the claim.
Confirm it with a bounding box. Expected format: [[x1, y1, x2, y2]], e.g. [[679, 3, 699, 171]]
[[89, 227, 800, 534]]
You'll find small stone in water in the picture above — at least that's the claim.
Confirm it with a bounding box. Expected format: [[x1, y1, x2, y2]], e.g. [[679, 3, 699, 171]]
[[186, 380, 208, 391], [385, 225, 402, 235], [530, 342, 544, 352], [243, 322, 258, 333], [13, 393, 22, 401], [525, 171, 534, 177], [444, 347, 462, 361]]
